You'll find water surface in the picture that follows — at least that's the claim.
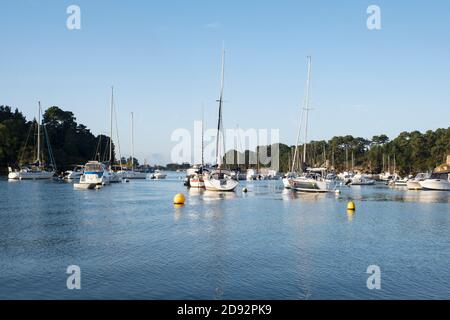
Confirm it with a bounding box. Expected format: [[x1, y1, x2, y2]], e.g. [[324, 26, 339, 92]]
[[0, 175, 449, 299]]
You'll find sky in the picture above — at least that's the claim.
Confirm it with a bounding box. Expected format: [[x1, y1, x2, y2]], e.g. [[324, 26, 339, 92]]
[[1, 0, 449, 165]]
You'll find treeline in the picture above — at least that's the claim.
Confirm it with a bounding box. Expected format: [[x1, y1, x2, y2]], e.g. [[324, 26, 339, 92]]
[[2, 105, 449, 176], [224, 129, 450, 176], [0, 105, 114, 173]]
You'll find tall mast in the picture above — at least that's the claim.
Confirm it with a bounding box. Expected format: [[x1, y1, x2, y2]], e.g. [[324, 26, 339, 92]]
[[393, 154, 396, 174], [37, 101, 41, 166], [109, 86, 114, 165], [303, 56, 312, 167], [352, 150, 354, 171], [215, 47, 225, 169], [131, 112, 134, 171], [201, 105, 204, 167], [346, 148, 349, 171]]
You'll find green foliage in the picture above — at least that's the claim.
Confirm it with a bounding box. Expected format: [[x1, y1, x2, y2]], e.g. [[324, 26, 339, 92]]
[[0, 105, 116, 172], [224, 128, 450, 176]]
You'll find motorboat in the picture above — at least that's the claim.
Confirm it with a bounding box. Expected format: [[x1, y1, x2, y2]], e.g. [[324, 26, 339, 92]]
[[185, 166, 209, 188], [74, 161, 111, 189], [406, 173, 430, 190], [389, 174, 408, 187], [349, 174, 375, 186], [64, 165, 84, 180], [149, 170, 167, 180], [379, 172, 393, 182], [420, 172, 450, 191]]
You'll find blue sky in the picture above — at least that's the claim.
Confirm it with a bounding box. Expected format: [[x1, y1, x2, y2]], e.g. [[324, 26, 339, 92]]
[[1, 0, 449, 164]]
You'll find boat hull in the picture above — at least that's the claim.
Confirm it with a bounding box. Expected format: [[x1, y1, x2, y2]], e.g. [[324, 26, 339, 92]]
[[9, 171, 55, 180], [74, 183, 99, 190], [406, 180, 423, 190], [289, 178, 336, 193], [419, 179, 450, 191], [189, 175, 205, 188], [204, 178, 238, 192], [282, 178, 291, 189]]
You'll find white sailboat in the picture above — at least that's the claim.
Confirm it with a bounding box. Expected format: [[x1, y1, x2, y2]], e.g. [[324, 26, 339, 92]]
[[203, 48, 239, 192], [126, 112, 147, 179], [288, 57, 336, 193], [107, 87, 122, 183], [8, 102, 55, 180]]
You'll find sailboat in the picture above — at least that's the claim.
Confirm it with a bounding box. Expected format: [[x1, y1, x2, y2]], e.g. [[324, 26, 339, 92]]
[[107, 87, 122, 183], [287, 57, 336, 193], [203, 48, 239, 192], [8, 102, 55, 180], [126, 112, 147, 179]]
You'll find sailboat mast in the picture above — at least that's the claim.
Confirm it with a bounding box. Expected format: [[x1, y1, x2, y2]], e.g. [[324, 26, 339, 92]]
[[201, 106, 204, 167], [216, 48, 225, 169], [37, 101, 41, 166], [109, 86, 114, 166], [131, 112, 134, 171], [303, 56, 312, 167]]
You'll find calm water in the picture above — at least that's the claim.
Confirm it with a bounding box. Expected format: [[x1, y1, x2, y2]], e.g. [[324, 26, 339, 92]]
[[0, 174, 449, 300]]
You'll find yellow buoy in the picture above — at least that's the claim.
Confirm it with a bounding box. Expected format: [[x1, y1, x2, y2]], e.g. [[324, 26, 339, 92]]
[[173, 193, 186, 205], [347, 201, 356, 211]]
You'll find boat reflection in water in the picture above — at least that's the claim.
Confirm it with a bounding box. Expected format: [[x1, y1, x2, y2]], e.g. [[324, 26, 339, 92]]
[[202, 190, 237, 202]]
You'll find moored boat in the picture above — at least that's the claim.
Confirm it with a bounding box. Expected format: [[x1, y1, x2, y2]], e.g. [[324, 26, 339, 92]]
[[406, 173, 430, 190], [74, 161, 111, 189], [202, 47, 238, 192], [350, 173, 375, 186], [7, 102, 56, 180], [419, 162, 450, 191]]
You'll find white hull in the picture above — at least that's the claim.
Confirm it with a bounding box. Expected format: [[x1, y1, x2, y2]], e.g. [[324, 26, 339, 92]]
[[8, 171, 54, 180], [350, 180, 375, 186], [74, 183, 100, 190], [65, 171, 83, 180], [282, 178, 291, 189], [189, 174, 205, 188], [419, 179, 450, 191], [204, 176, 238, 192], [406, 180, 422, 190], [129, 171, 147, 179], [148, 172, 167, 179], [289, 178, 336, 193]]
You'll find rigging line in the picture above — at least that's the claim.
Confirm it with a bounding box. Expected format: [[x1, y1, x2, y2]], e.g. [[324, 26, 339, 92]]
[[93, 134, 102, 161], [42, 123, 57, 170], [291, 107, 305, 173], [101, 133, 109, 162], [18, 123, 33, 165], [113, 98, 123, 168]]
